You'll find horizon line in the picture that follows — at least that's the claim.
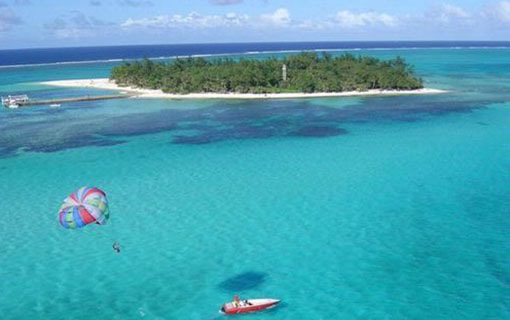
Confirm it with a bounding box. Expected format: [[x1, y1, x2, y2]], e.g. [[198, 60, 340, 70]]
[[2, 40, 510, 52]]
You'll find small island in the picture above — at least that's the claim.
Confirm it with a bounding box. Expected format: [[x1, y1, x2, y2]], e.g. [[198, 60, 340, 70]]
[[42, 53, 445, 99], [110, 52, 424, 94]]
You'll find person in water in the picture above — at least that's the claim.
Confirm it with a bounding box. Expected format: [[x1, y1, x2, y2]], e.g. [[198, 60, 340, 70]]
[[112, 241, 121, 253]]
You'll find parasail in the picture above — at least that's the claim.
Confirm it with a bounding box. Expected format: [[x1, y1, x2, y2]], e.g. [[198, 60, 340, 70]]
[[58, 186, 109, 229]]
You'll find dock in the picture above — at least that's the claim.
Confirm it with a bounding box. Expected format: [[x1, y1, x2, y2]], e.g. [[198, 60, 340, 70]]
[[2, 94, 135, 108]]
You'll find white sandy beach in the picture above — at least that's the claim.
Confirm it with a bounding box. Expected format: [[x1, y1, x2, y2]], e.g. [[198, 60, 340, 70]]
[[41, 78, 447, 99]]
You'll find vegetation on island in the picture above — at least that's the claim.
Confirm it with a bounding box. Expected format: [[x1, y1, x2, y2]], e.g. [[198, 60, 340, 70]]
[[110, 52, 423, 94]]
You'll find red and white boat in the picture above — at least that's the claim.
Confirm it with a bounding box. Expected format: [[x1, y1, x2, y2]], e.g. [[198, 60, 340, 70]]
[[220, 298, 280, 315]]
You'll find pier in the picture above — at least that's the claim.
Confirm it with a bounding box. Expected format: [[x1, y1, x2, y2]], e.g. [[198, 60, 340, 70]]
[[2, 94, 135, 108]]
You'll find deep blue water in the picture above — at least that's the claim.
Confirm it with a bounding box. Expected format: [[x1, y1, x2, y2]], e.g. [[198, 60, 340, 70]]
[[1, 41, 510, 67]]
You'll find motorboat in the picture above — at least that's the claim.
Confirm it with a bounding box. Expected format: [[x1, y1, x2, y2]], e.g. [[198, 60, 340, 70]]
[[220, 298, 280, 315]]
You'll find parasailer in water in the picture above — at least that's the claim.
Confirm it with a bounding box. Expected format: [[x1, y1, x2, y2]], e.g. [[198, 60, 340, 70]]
[[58, 186, 109, 229], [112, 241, 121, 253]]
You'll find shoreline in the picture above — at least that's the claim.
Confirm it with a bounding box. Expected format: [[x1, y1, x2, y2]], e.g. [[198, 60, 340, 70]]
[[40, 78, 447, 100]]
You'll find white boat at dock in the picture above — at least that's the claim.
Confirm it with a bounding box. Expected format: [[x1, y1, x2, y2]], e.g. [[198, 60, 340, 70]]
[[1, 95, 29, 109]]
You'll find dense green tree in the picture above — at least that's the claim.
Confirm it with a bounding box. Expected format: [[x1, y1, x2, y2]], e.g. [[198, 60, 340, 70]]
[[110, 52, 423, 94]]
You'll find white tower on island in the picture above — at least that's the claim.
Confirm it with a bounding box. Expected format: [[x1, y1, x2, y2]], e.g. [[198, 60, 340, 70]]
[[282, 64, 287, 82]]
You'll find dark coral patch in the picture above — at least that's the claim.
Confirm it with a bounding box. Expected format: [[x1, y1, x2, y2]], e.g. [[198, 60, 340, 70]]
[[0, 92, 500, 156]]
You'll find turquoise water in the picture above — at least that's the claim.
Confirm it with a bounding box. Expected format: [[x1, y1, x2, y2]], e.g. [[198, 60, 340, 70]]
[[0, 49, 509, 319]]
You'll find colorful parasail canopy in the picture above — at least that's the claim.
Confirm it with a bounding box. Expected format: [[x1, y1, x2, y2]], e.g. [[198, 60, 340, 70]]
[[59, 187, 109, 229]]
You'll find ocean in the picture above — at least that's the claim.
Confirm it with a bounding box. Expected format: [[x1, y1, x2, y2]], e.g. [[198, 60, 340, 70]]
[[2, 41, 510, 67], [0, 42, 508, 319]]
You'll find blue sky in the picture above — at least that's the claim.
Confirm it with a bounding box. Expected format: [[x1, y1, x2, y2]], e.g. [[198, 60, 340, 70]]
[[0, 0, 509, 49]]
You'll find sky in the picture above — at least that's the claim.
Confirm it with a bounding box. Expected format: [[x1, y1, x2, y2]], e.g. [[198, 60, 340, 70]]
[[0, 0, 510, 49]]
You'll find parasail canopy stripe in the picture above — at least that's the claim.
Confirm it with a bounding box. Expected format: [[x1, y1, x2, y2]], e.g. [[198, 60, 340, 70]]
[[58, 186, 109, 229]]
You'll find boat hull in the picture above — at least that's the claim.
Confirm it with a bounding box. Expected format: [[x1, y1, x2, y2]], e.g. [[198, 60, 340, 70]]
[[220, 299, 280, 315]]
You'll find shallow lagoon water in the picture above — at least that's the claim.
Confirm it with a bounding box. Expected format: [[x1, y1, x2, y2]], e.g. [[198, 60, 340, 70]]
[[0, 48, 509, 319]]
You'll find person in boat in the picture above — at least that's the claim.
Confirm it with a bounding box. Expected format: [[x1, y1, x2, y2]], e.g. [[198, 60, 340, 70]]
[[112, 241, 121, 253], [232, 295, 241, 307]]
